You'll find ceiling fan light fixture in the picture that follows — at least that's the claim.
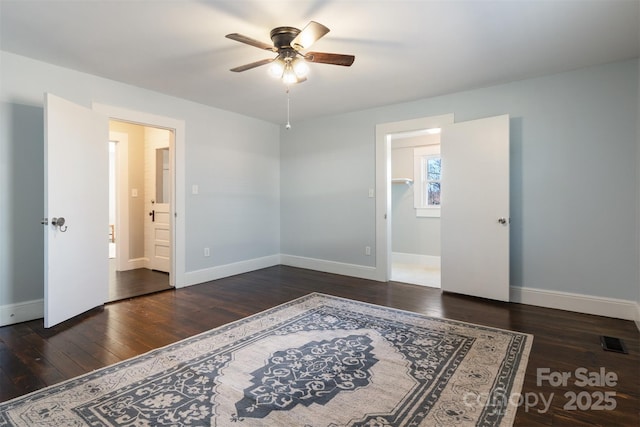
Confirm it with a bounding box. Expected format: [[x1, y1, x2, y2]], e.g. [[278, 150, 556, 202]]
[[227, 21, 353, 88], [268, 59, 285, 78], [282, 63, 298, 85], [226, 21, 350, 127], [292, 58, 309, 78]]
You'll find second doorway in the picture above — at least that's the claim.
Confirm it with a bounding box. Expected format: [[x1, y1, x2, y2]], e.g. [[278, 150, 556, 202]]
[[108, 120, 173, 301]]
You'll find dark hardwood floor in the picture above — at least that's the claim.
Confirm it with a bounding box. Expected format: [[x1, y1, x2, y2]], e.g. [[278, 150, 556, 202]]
[[108, 262, 171, 302], [1, 265, 638, 425]]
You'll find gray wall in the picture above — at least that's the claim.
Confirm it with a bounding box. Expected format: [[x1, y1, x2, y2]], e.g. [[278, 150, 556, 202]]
[[0, 102, 45, 304], [391, 183, 441, 257], [0, 51, 280, 309], [280, 118, 376, 266], [281, 59, 639, 300]]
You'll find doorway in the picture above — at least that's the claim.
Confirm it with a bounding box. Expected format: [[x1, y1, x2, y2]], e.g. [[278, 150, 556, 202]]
[[375, 114, 454, 284], [389, 129, 442, 288], [107, 120, 172, 302]]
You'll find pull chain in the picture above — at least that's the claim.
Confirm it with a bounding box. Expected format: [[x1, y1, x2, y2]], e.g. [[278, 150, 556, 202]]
[[285, 87, 292, 130]]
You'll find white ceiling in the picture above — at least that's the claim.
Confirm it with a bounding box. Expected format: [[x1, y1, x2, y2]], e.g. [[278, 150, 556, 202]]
[[1, 0, 638, 124]]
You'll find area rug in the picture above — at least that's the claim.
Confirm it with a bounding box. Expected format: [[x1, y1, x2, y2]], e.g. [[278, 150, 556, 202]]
[[0, 293, 532, 426]]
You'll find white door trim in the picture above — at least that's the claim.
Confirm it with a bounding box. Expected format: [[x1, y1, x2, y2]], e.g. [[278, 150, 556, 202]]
[[109, 131, 131, 272], [375, 114, 455, 282], [93, 103, 185, 287]]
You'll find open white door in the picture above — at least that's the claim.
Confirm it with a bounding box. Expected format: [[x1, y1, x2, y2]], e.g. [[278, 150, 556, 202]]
[[440, 114, 510, 301], [44, 93, 109, 327], [145, 129, 172, 273], [150, 201, 171, 273]]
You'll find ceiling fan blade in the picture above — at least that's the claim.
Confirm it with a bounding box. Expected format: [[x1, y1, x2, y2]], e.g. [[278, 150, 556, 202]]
[[291, 21, 330, 50], [305, 52, 355, 67], [230, 58, 274, 72], [226, 33, 275, 51]]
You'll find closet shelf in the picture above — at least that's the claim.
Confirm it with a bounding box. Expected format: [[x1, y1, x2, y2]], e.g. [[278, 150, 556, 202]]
[[392, 178, 413, 185]]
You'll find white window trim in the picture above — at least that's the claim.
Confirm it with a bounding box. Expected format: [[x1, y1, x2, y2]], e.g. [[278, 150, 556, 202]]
[[414, 145, 441, 218]]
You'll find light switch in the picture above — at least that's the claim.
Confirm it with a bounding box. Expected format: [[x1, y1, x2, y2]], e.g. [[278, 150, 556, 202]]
[[368, 188, 375, 198], [131, 188, 138, 197], [192, 184, 199, 195]]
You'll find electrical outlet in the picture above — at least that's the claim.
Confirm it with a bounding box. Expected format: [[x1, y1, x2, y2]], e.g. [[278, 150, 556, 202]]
[[365, 246, 371, 256], [204, 247, 210, 257]]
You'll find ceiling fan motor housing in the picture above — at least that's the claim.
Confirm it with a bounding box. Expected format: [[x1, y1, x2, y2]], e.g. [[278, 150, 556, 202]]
[[270, 27, 301, 49]]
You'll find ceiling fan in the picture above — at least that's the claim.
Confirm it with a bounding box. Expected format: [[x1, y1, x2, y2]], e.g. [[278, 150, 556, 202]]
[[226, 21, 355, 84]]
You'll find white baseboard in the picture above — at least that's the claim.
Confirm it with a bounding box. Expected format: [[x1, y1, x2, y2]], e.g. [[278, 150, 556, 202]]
[[180, 254, 281, 288], [3, 259, 637, 331], [510, 286, 638, 322], [392, 252, 440, 269], [117, 257, 148, 271], [280, 254, 379, 281], [0, 299, 44, 327]]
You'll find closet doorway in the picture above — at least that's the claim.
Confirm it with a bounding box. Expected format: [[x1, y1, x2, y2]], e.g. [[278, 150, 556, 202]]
[[390, 129, 442, 288], [108, 120, 173, 302]]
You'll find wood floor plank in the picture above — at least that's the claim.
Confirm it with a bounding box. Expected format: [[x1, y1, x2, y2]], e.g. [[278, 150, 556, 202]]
[[0, 265, 637, 426], [0, 341, 47, 401], [5, 334, 66, 387]]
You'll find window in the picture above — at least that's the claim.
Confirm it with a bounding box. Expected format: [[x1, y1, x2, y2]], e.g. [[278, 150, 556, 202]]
[[414, 145, 441, 217], [424, 156, 441, 205]]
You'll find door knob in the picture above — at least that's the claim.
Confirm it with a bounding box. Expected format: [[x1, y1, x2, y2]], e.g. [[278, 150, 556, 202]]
[[51, 217, 68, 232], [149, 210, 155, 222], [497, 217, 509, 225]]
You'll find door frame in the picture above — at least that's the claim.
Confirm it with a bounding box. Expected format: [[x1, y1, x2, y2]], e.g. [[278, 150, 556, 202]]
[[375, 114, 454, 282], [94, 103, 185, 287], [109, 131, 135, 272]]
